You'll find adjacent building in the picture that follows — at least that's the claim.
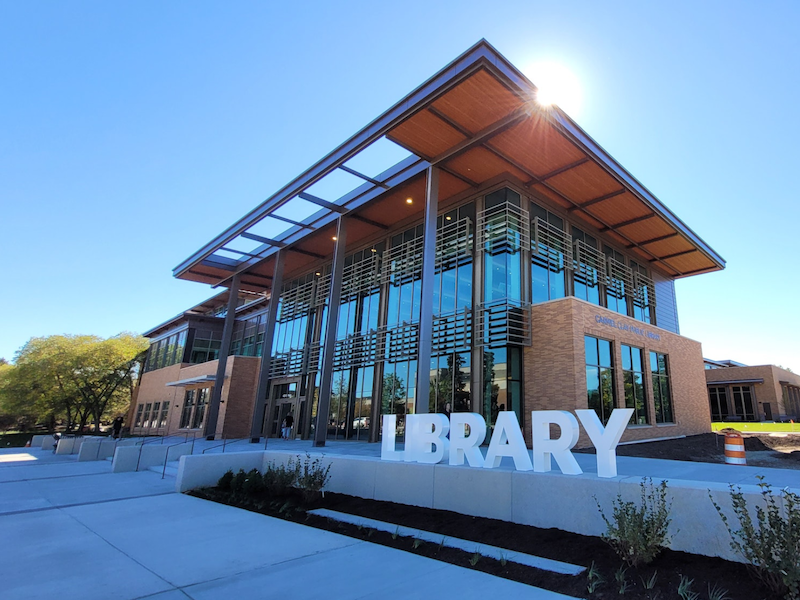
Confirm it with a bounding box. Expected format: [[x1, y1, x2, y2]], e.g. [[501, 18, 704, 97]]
[[705, 359, 800, 422], [131, 40, 725, 448]]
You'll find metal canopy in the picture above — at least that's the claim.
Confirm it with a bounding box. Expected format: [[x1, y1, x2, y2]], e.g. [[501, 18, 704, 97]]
[[173, 39, 725, 292]]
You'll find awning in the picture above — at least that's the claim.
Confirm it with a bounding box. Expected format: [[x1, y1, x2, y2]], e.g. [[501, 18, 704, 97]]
[[165, 375, 222, 387], [706, 379, 764, 386]]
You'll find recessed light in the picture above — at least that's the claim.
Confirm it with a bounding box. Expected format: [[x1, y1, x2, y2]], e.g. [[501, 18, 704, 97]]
[[406, 198, 413, 204], [332, 236, 337, 241], [315, 271, 321, 276], [371, 248, 377, 253], [445, 215, 452, 221]]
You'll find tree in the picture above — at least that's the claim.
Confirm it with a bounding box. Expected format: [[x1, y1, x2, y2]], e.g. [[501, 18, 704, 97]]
[[0, 334, 148, 432]]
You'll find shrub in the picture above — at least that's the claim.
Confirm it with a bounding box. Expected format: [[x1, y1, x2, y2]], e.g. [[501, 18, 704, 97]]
[[710, 476, 800, 599], [295, 454, 331, 504], [242, 468, 265, 496], [217, 469, 234, 490], [263, 460, 299, 496], [231, 469, 248, 494], [595, 477, 672, 567]]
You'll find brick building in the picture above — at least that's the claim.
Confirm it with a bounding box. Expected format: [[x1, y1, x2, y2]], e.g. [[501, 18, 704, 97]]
[[704, 359, 800, 422], [131, 40, 724, 448]]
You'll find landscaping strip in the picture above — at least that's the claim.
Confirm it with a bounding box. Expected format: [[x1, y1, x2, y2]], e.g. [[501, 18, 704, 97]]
[[309, 507, 585, 576]]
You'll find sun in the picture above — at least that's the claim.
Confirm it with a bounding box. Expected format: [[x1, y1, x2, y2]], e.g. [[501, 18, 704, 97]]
[[523, 60, 582, 118]]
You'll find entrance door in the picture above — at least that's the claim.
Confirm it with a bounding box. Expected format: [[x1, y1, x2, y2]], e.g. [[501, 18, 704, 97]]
[[763, 402, 773, 421], [267, 380, 300, 438]]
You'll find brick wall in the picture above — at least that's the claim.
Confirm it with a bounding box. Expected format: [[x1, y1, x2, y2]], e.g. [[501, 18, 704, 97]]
[[705, 365, 800, 419], [524, 297, 710, 448]]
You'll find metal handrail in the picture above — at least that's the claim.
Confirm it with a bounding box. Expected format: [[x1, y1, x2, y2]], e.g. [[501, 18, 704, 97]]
[[161, 439, 192, 479], [135, 434, 184, 471], [201, 436, 248, 454]]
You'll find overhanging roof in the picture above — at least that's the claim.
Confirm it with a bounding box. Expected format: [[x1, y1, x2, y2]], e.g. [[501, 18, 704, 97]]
[[174, 39, 725, 294]]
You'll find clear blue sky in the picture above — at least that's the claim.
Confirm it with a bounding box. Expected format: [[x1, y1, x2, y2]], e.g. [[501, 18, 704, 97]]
[[1, 1, 798, 370]]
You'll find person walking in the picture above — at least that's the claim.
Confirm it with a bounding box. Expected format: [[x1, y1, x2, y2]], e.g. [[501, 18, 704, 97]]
[[112, 416, 124, 439], [284, 412, 294, 440]]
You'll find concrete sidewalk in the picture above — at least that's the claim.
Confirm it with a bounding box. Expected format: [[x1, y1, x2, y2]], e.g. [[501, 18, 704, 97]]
[[0, 448, 578, 600]]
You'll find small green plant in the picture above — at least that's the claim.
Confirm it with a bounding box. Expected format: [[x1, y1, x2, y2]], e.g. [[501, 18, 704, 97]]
[[231, 469, 248, 494], [614, 565, 629, 595], [640, 570, 659, 600], [217, 469, 234, 490], [469, 551, 481, 566], [412, 537, 423, 549], [677, 575, 699, 600], [499, 551, 507, 567], [438, 536, 447, 551], [587, 561, 605, 594], [242, 468, 265, 496], [295, 454, 332, 504], [707, 583, 731, 600], [596, 477, 672, 567], [710, 476, 800, 599], [263, 460, 299, 496], [392, 526, 400, 540]]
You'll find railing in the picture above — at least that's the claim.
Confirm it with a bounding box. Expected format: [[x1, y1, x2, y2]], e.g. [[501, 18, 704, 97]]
[[134, 433, 192, 471], [201, 436, 249, 455], [161, 438, 196, 479]]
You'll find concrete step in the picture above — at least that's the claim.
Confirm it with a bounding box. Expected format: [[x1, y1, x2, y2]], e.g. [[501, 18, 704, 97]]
[[146, 460, 180, 478]]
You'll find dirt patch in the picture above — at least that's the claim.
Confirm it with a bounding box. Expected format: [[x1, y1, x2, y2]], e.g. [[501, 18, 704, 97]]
[[189, 487, 771, 599], [576, 432, 800, 469]]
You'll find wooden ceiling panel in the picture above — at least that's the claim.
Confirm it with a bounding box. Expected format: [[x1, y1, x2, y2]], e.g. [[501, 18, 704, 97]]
[[569, 211, 606, 232], [387, 110, 466, 159], [431, 69, 524, 134], [438, 170, 473, 199], [546, 161, 623, 204], [585, 193, 652, 225], [530, 183, 575, 210], [644, 236, 694, 257], [616, 216, 676, 242], [489, 116, 586, 177], [356, 178, 427, 224], [662, 251, 713, 274], [444, 146, 529, 184], [605, 230, 630, 248]]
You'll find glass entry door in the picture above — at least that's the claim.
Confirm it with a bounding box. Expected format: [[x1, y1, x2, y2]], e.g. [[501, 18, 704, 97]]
[[268, 380, 300, 438]]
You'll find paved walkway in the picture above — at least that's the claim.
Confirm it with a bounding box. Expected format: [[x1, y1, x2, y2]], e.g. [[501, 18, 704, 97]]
[[0, 447, 577, 600]]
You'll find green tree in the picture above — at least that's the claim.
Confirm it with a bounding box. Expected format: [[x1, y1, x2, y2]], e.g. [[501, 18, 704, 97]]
[[0, 334, 148, 432], [381, 373, 406, 415]]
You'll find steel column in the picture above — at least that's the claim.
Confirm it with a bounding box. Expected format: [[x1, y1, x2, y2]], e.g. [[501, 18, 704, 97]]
[[204, 273, 241, 440], [250, 251, 285, 442], [414, 166, 440, 414], [313, 217, 348, 447]]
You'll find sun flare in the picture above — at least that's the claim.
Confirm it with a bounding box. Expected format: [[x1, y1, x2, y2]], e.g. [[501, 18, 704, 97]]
[[524, 61, 582, 117]]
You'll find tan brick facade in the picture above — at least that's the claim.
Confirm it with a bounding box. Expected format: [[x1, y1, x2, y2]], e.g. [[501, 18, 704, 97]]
[[131, 356, 260, 439], [705, 364, 800, 420], [524, 296, 710, 448]]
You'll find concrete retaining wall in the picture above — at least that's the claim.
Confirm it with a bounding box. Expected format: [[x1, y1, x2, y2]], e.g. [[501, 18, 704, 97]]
[[37, 435, 57, 449], [78, 439, 140, 462], [112, 443, 194, 473], [175, 450, 778, 562], [55, 437, 100, 455], [175, 451, 267, 492]]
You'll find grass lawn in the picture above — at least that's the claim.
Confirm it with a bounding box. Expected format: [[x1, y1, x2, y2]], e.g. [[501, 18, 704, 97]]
[[712, 422, 800, 433]]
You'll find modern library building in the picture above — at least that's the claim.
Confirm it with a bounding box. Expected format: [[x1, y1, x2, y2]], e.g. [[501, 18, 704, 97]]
[[130, 40, 725, 448]]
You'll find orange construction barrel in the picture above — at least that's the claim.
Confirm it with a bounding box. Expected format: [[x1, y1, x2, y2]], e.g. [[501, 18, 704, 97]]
[[724, 431, 747, 465]]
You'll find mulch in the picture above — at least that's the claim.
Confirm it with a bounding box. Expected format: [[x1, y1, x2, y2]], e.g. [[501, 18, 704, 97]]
[[190, 485, 775, 599]]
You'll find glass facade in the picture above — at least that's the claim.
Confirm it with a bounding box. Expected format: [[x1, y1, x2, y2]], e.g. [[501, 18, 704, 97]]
[[650, 352, 674, 423], [621, 344, 648, 425], [146, 185, 679, 442], [144, 330, 187, 372], [585, 336, 615, 424], [708, 386, 729, 421]]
